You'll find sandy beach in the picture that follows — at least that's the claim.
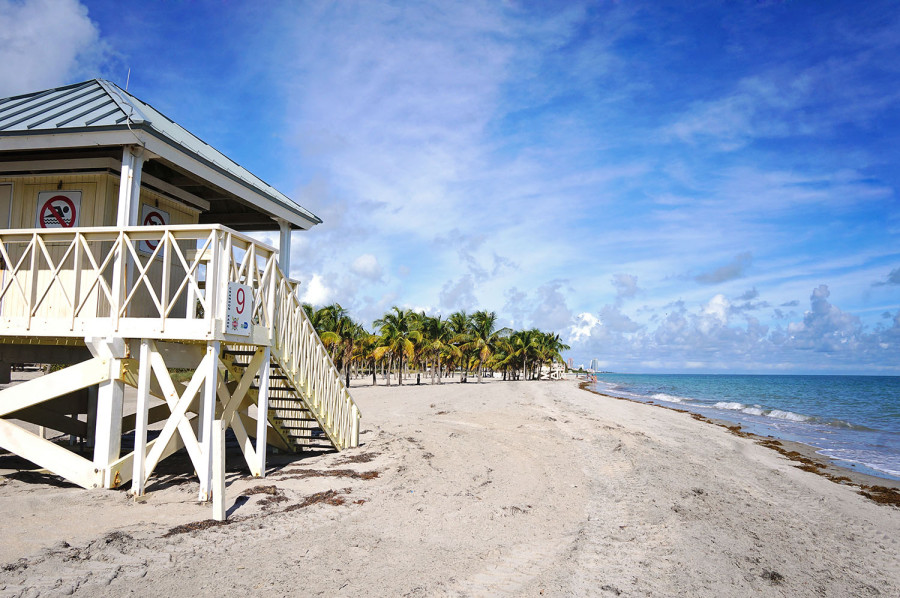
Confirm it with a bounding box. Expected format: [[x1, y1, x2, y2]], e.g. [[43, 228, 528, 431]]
[[1, 377, 899, 597]]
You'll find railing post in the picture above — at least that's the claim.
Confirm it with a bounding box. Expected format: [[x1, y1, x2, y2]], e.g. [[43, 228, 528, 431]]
[[27, 234, 38, 329], [206, 229, 221, 335], [71, 232, 83, 330], [267, 262, 277, 345], [110, 231, 125, 330]]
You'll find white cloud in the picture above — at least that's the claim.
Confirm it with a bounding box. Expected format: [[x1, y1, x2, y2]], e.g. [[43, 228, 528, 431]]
[[300, 273, 333, 306], [702, 294, 730, 325], [0, 0, 106, 97], [612, 273, 639, 301], [350, 254, 383, 280]]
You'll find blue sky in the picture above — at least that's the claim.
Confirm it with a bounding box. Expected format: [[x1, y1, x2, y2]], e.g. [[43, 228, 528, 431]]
[[2, 0, 899, 374]]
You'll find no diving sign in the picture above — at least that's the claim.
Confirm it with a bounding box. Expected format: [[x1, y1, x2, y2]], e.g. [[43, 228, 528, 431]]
[[36, 191, 81, 228], [138, 204, 170, 255]]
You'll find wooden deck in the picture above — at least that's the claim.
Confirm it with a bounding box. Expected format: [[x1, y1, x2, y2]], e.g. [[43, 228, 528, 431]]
[[0, 225, 359, 519]]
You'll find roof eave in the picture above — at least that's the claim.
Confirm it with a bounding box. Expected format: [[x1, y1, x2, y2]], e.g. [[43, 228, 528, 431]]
[[0, 126, 321, 230]]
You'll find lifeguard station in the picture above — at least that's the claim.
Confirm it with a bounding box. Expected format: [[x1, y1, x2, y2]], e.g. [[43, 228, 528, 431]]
[[0, 79, 360, 517]]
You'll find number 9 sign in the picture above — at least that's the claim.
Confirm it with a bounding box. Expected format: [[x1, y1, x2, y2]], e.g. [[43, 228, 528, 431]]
[[226, 282, 253, 336]]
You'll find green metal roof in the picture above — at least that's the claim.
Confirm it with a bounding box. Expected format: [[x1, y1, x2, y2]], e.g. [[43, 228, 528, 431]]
[[0, 79, 321, 228]]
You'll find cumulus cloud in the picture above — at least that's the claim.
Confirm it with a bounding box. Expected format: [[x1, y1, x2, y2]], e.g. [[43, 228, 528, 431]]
[[300, 273, 333, 306], [702, 294, 730, 325], [529, 280, 573, 332], [350, 253, 383, 280], [736, 287, 759, 301], [439, 274, 478, 312], [783, 284, 863, 352], [872, 267, 900, 286], [598, 304, 641, 333], [694, 252, 752, 284], [567, 284, 896, 372], [612, 273, 639, 302], [502, 287, 529, 329], [0, 0, 107, 96]]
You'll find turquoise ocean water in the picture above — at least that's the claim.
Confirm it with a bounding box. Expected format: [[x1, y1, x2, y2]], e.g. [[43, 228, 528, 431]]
[[591, 374, 900, 481]]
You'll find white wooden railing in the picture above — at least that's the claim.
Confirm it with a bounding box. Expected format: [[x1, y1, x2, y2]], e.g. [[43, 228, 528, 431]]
[[268, 272, 361, 449], [0, 224, 360, 448], [0, 225, 275, 340]]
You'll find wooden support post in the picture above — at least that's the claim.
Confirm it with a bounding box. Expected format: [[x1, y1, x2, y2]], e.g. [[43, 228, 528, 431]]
[[256, 346, 270, 477], [86, 385, 97, 449], [86, 337, 127, 488], [115, 146, 145, 227], [198, 341, 219, 502], [131, 340, 152, 497], [351, 404, 360, 449], [277, 218, 291, 277], [212, 419, 226, 521], [94, 378, 124, 487]]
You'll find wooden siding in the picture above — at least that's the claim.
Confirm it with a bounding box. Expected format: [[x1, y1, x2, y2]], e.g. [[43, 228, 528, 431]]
[[0, 173, 200, 323]]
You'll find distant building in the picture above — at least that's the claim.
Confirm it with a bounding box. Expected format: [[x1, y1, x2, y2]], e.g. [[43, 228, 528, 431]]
[[567, 358, 574, 368], [589, 358, 599, 371]]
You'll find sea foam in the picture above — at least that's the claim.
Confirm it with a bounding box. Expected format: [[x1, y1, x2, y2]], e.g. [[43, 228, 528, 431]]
[[651, 393, 687, 403]]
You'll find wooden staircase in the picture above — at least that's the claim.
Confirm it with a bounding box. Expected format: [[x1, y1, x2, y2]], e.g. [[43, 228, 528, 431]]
[[217, 266, 361, 455], [221, 348, 335, 453]]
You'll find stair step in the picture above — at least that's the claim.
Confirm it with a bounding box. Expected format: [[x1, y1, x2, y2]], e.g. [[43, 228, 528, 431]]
[[224, 349, 256, 356], [250, 385, 296, 393]]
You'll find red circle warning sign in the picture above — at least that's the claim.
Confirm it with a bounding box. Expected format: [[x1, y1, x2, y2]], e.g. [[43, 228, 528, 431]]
[[143, 210, 165, 250], [39, 195, 77, 228]]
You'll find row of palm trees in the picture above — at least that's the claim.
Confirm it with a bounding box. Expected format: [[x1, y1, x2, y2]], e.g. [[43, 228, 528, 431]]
[[303, 304, 570, 388]]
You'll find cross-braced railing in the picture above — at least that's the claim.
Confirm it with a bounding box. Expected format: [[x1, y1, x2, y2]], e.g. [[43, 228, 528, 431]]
[[0, 225, 274, 341]]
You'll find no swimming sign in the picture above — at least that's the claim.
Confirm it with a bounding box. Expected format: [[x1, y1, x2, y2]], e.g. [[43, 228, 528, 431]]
[[36, 191, 81, 228]]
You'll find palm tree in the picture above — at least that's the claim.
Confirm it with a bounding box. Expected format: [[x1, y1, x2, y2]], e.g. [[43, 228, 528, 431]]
[[352, 330, 379, 385], [510, 328, 541, 380], [317, 304, 362, 388], [458, 310, 508, 384], [420, 314, 451, 385], [489, 336, 515, 380], [373, 307, 422, 386], [447, 311, 470, 382], [303, 302, 327, 335], [536, 331, 570, 378]]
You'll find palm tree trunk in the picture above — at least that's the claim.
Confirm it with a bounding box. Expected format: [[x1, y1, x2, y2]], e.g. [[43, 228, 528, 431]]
[[398, 353, 403, 386], [477, 358, 483, 384], [387, 356, 393, 387]]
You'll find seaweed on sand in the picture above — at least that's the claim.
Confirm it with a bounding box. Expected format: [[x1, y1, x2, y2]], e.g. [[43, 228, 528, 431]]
[[276, 468, 380, 480]]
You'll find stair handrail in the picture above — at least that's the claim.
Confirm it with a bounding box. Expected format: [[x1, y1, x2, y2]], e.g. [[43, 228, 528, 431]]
[[260, 258, 360, 450]]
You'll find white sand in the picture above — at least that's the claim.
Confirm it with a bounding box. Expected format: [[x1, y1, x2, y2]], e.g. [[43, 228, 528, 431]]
[[1, 377, 899, 597]]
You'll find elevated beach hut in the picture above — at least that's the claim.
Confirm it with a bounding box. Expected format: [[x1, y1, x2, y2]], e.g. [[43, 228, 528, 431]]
[[0, 80, 359, 517]]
